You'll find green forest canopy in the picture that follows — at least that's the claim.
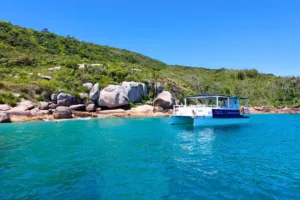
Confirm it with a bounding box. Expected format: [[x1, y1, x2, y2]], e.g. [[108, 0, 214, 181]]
[[0, 20, 299, 107]]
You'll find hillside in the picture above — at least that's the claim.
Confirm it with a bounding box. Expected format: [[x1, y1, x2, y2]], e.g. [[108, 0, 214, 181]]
[[0, 20, 299, 107]]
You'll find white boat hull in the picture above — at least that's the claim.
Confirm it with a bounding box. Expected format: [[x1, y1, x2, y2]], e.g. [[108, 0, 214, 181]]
[[170, 116, 193, 125], [171, 94, 251, 127], [193, 116, 250, 127], [171, 116, 250, 127]]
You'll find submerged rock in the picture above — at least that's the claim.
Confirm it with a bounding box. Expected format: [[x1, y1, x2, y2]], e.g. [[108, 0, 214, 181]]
[[98, 85, 129, 108], [53, 106, 72, 119]]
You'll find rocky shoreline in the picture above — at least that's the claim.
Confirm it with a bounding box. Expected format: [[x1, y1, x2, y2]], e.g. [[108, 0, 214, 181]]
[[249, 106, 300, 114], [0, 81, 176, 123], [0, 104, 171, 123], [1, 103, 300, 123], [1, 80, 299, 123]]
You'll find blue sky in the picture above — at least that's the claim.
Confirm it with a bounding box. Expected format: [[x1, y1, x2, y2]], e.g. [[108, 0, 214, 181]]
[[1, 0, 300, 76]]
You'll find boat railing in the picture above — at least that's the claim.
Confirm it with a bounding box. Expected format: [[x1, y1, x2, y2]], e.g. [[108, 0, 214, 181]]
[[241, 106, 250, 115], [173, 105, 250, 115], [173, 104, 214, 108], [173, 104, 213, 115]]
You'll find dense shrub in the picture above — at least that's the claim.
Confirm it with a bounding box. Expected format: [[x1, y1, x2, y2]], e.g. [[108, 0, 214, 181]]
[[237, 71, 245, 80], [0, 92, 20, 106]]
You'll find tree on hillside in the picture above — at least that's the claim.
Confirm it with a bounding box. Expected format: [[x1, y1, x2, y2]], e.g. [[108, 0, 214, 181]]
[[41, 28, 49, 33], [152, 70, 160, 99], [187, 74, 204, 93], [237, 71, 245, 80]]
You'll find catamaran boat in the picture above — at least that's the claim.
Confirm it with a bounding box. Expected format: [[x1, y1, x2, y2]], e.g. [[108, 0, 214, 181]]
[[171, 94, 250, 127]]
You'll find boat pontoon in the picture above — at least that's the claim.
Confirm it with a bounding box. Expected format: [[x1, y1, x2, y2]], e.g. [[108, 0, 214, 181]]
[[171, 94, 250, 127]]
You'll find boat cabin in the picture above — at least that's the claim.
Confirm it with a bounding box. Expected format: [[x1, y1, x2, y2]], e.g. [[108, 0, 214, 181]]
[[173, 94, 249, 117], [171, 94, 250, 126]]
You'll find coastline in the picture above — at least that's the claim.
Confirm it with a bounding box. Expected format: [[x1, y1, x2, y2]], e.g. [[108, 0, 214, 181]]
[[1, 105, 299, 123], [1, 105, 172, 123], [249, 107, 300, 114]]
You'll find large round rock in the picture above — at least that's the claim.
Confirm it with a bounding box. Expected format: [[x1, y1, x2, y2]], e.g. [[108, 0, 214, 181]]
[[39, 101, 49, 110], [153, 91, 173, 110], [57, 93, 76, 106], [89, 83, 100, 101], [98, 85, 129, 108], [121, 81, 147, 103], [53, 106, 73, 119]]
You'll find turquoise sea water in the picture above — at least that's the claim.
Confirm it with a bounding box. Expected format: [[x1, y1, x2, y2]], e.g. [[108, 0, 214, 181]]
[[1, 115, 300, 199]]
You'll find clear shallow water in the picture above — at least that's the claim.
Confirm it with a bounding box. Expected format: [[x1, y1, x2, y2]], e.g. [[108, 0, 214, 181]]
[[0, 115, 300, 199]]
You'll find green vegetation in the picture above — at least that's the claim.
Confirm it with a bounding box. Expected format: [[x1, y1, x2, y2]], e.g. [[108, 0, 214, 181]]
[[0, 91, 20, 107], [0, 20, 299, 107]]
